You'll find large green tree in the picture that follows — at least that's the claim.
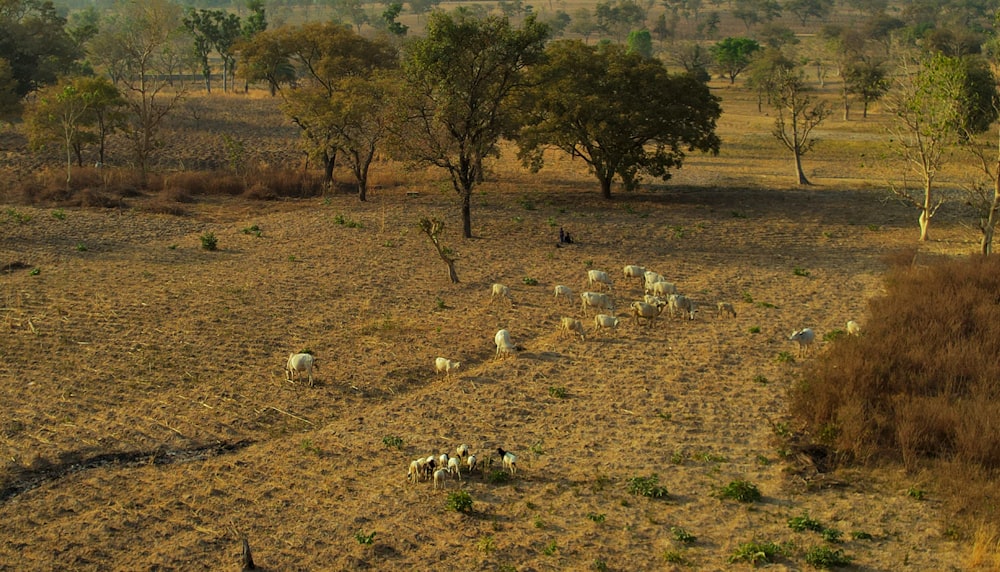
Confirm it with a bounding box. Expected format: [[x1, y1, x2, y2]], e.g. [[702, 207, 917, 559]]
[[394, 12, 549, 238], [516, 40, 721, 199], [0, 0, 80, 98], [710, 37, 760, 84]]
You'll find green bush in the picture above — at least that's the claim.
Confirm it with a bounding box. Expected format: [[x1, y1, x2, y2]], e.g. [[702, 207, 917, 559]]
[[671, 526, 696, 544], [381, 435, 404, 449], [804, 545, 851, 568], [354, 530, 376, 545], [627, 474, 669, 498], [200, 232, 218, 251], [788, 513, 824, 532], [446, 490, 474, 513], [717, 480, 762, 503], [728, 541, 783, 565]]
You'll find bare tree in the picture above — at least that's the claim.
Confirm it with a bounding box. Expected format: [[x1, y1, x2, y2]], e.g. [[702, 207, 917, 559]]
[[764, 63, 830, 185]]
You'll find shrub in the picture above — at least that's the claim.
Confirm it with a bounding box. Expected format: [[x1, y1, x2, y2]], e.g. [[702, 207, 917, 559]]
[[542, 540, 557, 555], [548, 386, 567, 398], [381, 435, 403, 449], [728, 541, 783, 565], [522, 276, 538, 285], [791, 255, 1000, 480], [487, 470, 511, 485], [804, 545, 851, 568], [587, 512, 606, 523], [446, 490, 473, 513], [627, 474, 669, 498], [788, 513, 824, 533], [200, 232, 218, 251], [794, 267, 811, 277], [51, 208, 65, 220], [671, 526, 696, 544], [354, 530, 376, 545], [717, 480, 762, 503], [662, 550, 687, 564]]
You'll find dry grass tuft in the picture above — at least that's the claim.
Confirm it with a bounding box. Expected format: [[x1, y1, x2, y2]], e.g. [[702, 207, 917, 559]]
[[968, 521, 1000, 570]]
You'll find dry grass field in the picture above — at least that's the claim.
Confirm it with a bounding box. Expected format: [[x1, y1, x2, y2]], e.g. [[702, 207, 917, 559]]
[[0, 85, 996, 570]]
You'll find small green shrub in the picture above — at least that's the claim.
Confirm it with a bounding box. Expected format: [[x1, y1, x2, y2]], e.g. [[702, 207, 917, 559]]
[[748, 325, 762, 334], [756, 301, 777, 308], [670, 451, 685, 464], [477, 535, 496, 554], [867, 224, 881, 231], [548, 386, 567, 398], [522, 277, 538, 285], [671, 526, 696, 544], [804, 545, 851, 568], [547, 216, 557, 227], [381, 435, 404, 449], [587, 512, 606, 523], [487, 470, 511, 485], [51, 209, 66, 220], [354, 530, 376, 545], [627, 474, 669, 498], [519, 198, 536, 210], [907, 486, 925, 500], [753, 374, 769, 384], [530, 441, 545, 455], [168, 244, 178, 250], [5, 208, 31, 224], [850, 531, 873, 540], [741, 290, 754, 303], [670, 225, 685, 238], [794, 267, 811, 277], [446, 490, 474, 513], [241, 223, 262, 237], [776, 351, 795, 363], [75, 242, 88, 252], [300, 439, 321, 455], [821, 528, 843, 543], [788, 513, 824, 533], [692, 452, 728, 463], [718, 480, 762, 503], [533, 515, 546, 528], [200, 232, 218, 251], [823, 329, 845, 342], [591, 558, 608, 571], [663, 550, 688, 564], [29, 267, 40, 276], [728, 541, 782, 565], [542, 540, 558, 555]]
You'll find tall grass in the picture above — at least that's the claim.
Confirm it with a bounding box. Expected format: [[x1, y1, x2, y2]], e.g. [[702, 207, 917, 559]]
[[792, 253, 1000, 474]]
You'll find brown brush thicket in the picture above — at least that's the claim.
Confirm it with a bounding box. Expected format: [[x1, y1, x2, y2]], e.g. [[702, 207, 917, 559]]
[[793, 254, 1000, 477]]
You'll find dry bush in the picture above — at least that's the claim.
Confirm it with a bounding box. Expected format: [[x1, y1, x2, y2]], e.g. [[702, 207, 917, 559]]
[[792, 255, 1000, 474], [161, 171, 244, 196], [968, 520, 1000, 570], [248, 168, 326, 199]]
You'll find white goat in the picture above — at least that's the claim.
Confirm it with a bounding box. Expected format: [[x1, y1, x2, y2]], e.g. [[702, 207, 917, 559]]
[[553, 284, 573, 305], [668, 294, 696, 320], [580, 291, 615, 316], [846, 320, 861, 336], [651, 281, 678, 298], [623, 265, 646, 287], [285, 353, 316, 387], [789, 328, 816, 356], [631, 300, 665, 327], [490, 283, 512, 307], [456, 444, 470, 459], [433, 467, 449, 490], [559, 316, 586, 340], [497, 447, 517, 475], [407, 459, 422, 483], [447, 456, 462, 480], [717, 302, 737, 319], [643, 271, 665, 293], [494, 329, 516, 360], [466, 454, 478, 473], [593, 314, 620, 336], [587, 269, 614, 291], [434, 357, 461, 377]]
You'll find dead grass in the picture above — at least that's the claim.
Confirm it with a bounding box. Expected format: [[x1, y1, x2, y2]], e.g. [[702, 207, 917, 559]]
[[0, 78, 994, 571]]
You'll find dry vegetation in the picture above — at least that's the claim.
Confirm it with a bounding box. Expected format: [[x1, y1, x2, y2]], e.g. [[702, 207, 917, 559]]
[[1, 82, 998, 570]]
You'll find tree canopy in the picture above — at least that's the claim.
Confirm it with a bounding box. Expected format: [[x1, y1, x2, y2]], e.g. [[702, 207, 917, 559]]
[[394, 12, 550, 238], [517, 40, 721, 199], [710, 37, 760, 84]]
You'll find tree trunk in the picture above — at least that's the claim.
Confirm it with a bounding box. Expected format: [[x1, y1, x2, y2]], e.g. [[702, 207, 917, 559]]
[[918, 210, 930, 241], [322, 150, 336, 185], [461, 190, 472, 238], [600, 176, 612, 199], [794, 148, 810, 185]]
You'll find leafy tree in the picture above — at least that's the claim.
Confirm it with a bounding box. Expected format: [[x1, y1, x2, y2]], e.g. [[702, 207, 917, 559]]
[[236, 25, 295, 96], [0, 0, 80, 98], [819, 24, 867, 120], [783, 0, 833, 26], [0, 58, 21, 121], [394, 12, 550, 238], [25, 82, 92, 183], [238, 0, 268, 92], [328, 74, 399, 201], [380, 3, 409, 36], [595, 0, 646, 42], [886, 52, 984, 241], [844, 58, 888, 118], [626, 29, 653, 57], [731, 0, 781, 33], [757, 23, 797, 49], [569, 8, 599, 41], [745, 47, 795, 112], [710, 37, 760, 83], [755, 59, 830, 185], [87, 0, 188, 178], [516, 40, 721, 199], [276, 23, 397, 184], [183, 8, 218, 93], [541, 10, 571, 37]]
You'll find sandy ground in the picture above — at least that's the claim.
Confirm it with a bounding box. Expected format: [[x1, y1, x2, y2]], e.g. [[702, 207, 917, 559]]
[[0, 92, 989, 571]]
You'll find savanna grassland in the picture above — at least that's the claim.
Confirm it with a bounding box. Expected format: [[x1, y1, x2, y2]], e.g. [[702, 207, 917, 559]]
[[1, 81, 997, 571]]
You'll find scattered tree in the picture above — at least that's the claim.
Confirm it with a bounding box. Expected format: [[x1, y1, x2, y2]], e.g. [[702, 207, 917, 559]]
[[394, 12, 549, 238], [844, 59, 889, 119], [419, 218, 460, 283], [710, 36, 760, 84], [517, 40, 721, 199], [757, 60, 830, 185]]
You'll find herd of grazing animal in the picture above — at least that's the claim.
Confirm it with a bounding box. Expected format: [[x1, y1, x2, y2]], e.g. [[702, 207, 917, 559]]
[[406, 444, 516, 489]]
